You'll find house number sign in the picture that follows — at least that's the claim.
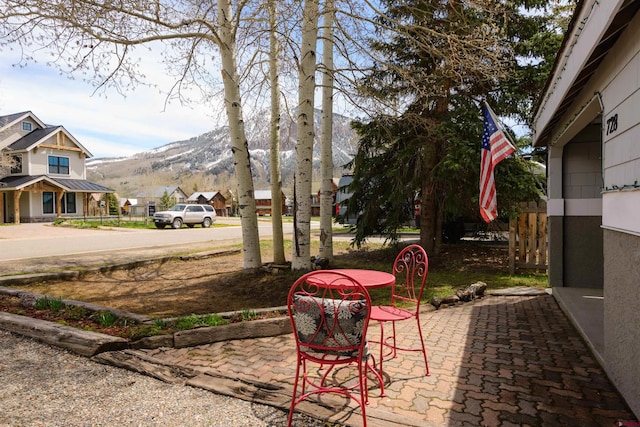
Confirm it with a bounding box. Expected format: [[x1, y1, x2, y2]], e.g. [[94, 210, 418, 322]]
[[606, 113, 618, 135]]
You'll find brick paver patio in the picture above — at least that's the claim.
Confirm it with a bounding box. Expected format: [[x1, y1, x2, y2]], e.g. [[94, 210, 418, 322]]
[[139, 294, 637, 426]]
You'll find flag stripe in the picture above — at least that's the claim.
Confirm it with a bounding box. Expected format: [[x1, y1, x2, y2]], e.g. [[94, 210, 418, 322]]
[[479, 103, 515, 223]]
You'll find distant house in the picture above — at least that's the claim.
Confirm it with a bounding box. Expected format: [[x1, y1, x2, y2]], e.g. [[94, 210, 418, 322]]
[[0, 111, 113, 223], [310, 179, 340, 216], [119, 198, 138, 215], [335, 175, 356, 224], [531, 1, 640, 418], [187, 191, 227, 216], [254, 189, 286, 216], [220, 189, 237, 216], [87, 192, 108, 216], [136, 186, 187, 210]]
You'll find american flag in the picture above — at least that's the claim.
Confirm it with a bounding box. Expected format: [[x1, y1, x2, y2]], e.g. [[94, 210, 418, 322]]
[[479, 103, 515, 223]]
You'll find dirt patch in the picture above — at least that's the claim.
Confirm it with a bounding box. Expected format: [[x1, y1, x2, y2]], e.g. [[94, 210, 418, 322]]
[[3, 242, 511, 319]]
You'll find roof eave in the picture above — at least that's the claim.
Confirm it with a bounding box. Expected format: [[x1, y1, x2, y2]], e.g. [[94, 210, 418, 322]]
[[531, 0, 639, 147]]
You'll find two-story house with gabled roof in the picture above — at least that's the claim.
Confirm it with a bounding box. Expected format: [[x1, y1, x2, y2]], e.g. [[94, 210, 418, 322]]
[[187, 191, 227, 216], [136, 186, 188, 210], [0, 111, 113, 223], [254, 189, 287, 216]]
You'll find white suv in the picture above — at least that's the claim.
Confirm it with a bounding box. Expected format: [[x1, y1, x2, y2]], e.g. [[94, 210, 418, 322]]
[[153, 204, 216, 229]]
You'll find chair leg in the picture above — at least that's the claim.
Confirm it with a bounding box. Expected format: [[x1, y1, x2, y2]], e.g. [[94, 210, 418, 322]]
[[366, 356, 385, 399], [391, 320, 398, 358], [288, 358, 303, 427], [378, 321, 385, 376], [378, 317, 430, 377], [358, 362, 368, 427], [415, 316, 429, 376]]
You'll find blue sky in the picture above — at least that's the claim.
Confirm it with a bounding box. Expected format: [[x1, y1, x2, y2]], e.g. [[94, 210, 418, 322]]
[[0, 51, 219, 158], [1, 46, 531, 161]]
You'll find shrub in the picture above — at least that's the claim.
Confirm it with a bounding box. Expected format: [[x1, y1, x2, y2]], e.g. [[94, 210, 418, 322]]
[[201, 313, 228, 327], [241, 309, 258, 321], [48, 297, 64, 311], [33, 297, 49, 310], [174, 313, 228, 330], [174, 314, 199, 331], [34, 296, 64, 311], [92, 311, 117, 327], [153, 319, 167, 328]]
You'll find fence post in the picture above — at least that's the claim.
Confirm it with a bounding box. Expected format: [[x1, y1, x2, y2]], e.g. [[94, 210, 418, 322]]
[[509, 200, 548, 274], [509, 216, 516, 275]]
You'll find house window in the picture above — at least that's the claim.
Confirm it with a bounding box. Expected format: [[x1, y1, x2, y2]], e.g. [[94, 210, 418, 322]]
[[42, 192, 77, 214], [65, 193, 77, 214], [10, 154, 22, 174], [48, 156, 70, 175], [22, 122, 32, 131], [43, 192, 54, 214]]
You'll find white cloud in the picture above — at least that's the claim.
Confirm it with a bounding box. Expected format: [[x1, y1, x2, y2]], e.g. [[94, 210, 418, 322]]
[[0, 49, 222, 158]]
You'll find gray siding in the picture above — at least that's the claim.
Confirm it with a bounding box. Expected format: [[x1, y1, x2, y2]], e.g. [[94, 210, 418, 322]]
[[563, 216, 603, 288], [604, 229, 640, 418], [562, 124, 602, 199], [557, 124, 603, 288]]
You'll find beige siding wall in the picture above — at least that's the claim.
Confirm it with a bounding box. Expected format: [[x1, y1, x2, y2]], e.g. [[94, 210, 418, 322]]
[[26, 148, 86, 179], [0, 117, 42, 149], [15, 191, 86, 221], [26, 192, 44, 218]]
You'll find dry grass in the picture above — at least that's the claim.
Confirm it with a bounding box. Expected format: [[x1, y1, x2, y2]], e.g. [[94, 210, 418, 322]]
[[8, 240, 546, 319]]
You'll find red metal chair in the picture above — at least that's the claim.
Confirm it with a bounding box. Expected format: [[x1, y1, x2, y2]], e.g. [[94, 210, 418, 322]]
[[287, 270, 378, 427], [370, 244, 430, 376]]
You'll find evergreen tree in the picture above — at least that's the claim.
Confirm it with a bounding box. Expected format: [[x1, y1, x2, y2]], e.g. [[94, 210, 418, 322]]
[[345, 0, 570, 254], [160, 190, 173, 211]]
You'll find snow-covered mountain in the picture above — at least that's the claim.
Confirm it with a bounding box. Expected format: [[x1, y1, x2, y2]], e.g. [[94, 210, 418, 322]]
[[87, 111, 359, 196]]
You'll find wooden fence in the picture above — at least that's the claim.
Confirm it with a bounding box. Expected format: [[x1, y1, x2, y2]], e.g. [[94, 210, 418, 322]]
[[508, 201, 548, 274]]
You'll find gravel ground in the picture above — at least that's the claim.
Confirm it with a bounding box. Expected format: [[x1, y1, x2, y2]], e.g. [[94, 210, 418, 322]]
[[0, 330, 324, 427]]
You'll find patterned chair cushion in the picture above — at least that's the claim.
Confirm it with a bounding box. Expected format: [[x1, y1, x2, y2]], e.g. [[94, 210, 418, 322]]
[[292, 294, 369, 357]]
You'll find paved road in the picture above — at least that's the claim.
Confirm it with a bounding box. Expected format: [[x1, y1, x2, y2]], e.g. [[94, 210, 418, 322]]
[[0, 219, 391, 277], [0, 219, 291, 262]]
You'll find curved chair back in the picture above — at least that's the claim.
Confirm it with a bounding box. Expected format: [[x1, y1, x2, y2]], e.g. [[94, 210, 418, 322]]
[[288, 270, 371, 358], [391, 244, 429, 313]]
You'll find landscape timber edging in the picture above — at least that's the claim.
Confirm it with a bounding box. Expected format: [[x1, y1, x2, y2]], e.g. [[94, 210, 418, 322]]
[[0, 303, 293, 356], [0, 288, 292, 356], [127, 314, 293, 350], [0, 311, 129, 357]]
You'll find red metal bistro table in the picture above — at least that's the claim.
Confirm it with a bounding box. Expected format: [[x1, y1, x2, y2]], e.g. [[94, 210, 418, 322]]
[[308, 269, 395, 289]]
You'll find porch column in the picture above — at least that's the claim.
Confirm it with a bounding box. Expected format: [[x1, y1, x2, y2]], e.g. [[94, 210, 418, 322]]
[[13, 189, 22, 224], [547, 149, 564, 287], [57, 191, 64, 218]]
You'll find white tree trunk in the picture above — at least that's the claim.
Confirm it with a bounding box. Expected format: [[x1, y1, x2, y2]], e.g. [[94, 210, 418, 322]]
[[319, 0, 335, 261], [218, 0, 261, 269], [291, 0, 320, 271], [268, 0, 285, 265]]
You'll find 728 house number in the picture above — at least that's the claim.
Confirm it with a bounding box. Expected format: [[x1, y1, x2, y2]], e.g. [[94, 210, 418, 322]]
[[606, 113, 618, 135]]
